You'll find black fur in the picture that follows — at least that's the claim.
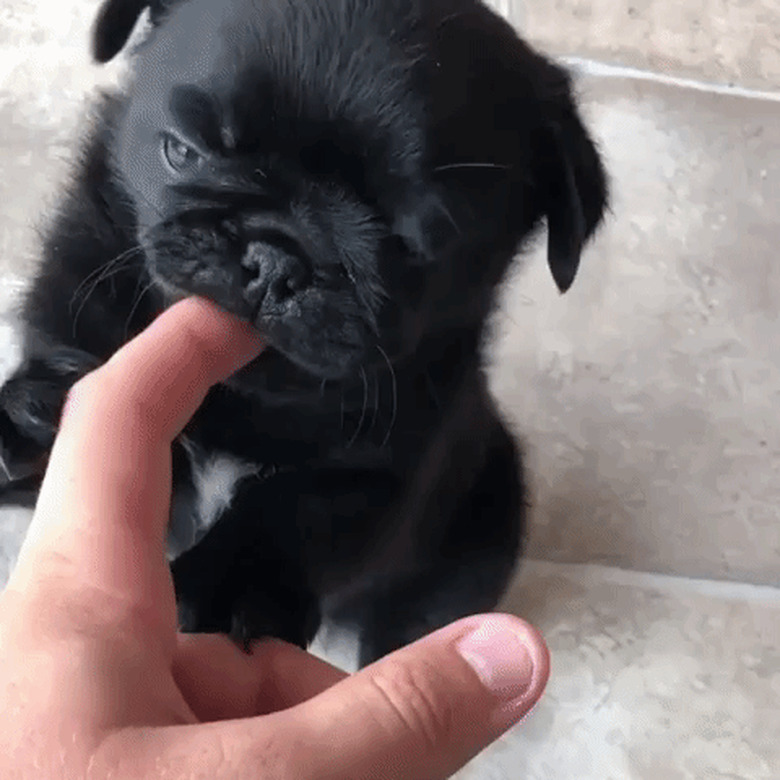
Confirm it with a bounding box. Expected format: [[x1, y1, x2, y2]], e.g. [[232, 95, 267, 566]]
[[0, 0, 608, 664]]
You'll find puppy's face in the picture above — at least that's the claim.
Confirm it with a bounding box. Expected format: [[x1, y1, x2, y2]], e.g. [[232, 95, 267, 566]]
[[111, 0, 424, 381], [96, 0, 608, 383]]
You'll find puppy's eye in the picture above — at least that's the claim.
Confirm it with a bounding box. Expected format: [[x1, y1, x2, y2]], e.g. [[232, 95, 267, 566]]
[[162, 134, 203, 173]]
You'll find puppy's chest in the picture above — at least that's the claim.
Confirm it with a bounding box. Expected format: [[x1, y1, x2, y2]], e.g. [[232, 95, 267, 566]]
[[167, 439, 273, 560], [190, 450, 262, 531]]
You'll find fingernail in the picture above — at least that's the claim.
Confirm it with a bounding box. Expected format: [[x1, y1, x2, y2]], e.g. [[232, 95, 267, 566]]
[[456, 618, 535, 702]]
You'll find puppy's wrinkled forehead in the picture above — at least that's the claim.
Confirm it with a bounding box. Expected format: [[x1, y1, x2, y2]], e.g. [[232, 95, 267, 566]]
[[132, 0, 428, 179]]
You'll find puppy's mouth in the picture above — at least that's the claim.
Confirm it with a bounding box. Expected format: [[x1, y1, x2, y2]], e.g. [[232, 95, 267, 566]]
[[148, 268, 369, 383], [148, 268, 271, 346]]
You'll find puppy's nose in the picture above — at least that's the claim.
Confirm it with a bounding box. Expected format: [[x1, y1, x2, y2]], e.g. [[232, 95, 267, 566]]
[[242, 241, 310, 312]]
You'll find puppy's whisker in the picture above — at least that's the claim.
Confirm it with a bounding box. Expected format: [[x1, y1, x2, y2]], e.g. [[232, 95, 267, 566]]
[[69, 248, 134, 305], [69, 245, 142, 312], [367, 367, 380, 436], [70, 246, 143, 338], [124, 278, 156, 339], [377, 345, 397, 448], [72, 261, 134, 321], [347, 367, 369, 449], [127, 267, 146, 317]]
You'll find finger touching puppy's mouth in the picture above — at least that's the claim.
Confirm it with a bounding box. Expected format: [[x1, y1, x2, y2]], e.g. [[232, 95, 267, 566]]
[[149, 269, 369, 382]]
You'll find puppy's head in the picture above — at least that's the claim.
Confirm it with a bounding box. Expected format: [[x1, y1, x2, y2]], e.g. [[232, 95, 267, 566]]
[[94, 0, 608, 384]]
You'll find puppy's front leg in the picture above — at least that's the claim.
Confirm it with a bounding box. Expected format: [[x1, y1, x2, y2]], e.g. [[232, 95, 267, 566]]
[[349, 424, 526, 667], [171, 469, 322, 652], [0, 346, 98, 502]]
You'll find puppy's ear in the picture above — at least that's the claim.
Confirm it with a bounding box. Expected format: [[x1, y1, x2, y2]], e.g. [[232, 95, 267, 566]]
[[432, 8, 608, 291], [92, 0, 177, 63], [92, 0, 149, 62], [536, 109, 609, 293]]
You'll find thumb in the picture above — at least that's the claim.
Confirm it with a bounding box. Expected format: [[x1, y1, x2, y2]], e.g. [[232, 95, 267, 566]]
[[172, 634, 348, 721], [282, 613, 550, 780]]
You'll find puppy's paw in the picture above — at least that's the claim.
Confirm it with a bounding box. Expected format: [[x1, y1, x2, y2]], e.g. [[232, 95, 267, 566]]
[[175, 578, 320, 654], [0, 348, 98, 442], [229, 587, 321, 654], [0, 409, 48, 499], [0, 347, 98, 497]]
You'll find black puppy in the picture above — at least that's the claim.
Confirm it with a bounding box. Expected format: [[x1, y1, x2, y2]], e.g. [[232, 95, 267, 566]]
[[0, 0, 607, 665]]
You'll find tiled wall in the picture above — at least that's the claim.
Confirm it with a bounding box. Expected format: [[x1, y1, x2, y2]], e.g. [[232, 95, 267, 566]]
[[525, 0, 780, 89], [482, 1, 780, 586]]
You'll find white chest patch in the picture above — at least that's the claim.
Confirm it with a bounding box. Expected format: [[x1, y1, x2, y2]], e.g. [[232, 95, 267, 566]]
[[166, 437, 262, 561], [191, 452, 260, 535]]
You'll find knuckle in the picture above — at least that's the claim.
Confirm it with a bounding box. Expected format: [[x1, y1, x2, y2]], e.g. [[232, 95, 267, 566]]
[[228, 727, 298, 780], [368, 659, 456, 752], [71, 364, 158, 429], [61, 375, 98, 422], [66, 365, 119, 408], [66, 372, 98, 404], [64, 370, 112, 419]]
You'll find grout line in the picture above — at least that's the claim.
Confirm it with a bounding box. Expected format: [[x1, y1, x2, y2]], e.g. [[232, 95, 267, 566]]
[[561, 56, 780, 103], [521, 559, 780, 604]]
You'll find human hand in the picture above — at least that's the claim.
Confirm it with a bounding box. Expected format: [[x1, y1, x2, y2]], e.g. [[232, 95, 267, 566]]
[[0, 297, 550, 779]]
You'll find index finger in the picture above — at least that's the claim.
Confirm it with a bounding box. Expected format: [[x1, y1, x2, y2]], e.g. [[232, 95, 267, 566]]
[[10, 298, 264, 617], [94, 295, 264, 442]]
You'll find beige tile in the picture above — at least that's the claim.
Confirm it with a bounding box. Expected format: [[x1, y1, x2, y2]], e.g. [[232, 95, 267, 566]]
[[456, 561, 780, 780], [490, 75, 780, 584], [0, 507, 29, 588], [483, 0, 526, 28], [0, 2, 126, 280], [520, 0, 780, 91], [314, 561, 780, 780]]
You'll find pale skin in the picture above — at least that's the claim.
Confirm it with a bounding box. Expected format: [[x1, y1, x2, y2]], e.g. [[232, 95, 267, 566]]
[[0, 297, 550, 779]]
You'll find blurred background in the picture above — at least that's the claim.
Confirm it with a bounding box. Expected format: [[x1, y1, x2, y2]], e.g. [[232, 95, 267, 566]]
[[0, 1, 778, 777]]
